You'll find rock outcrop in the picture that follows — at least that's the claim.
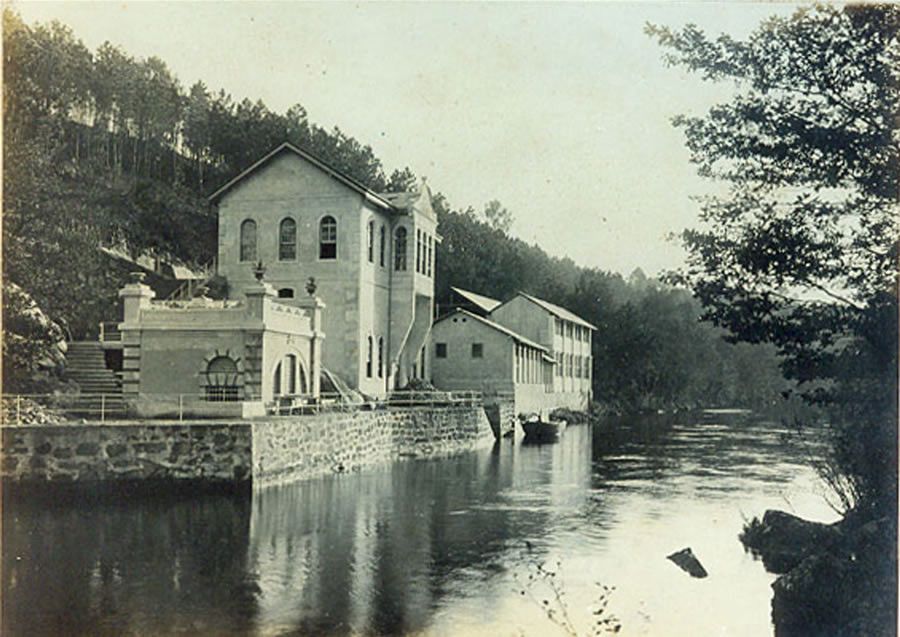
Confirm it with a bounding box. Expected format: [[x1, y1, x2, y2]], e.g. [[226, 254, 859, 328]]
[[741, 509, 896, 636]]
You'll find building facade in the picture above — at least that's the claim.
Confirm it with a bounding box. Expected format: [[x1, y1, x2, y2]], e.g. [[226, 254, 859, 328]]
[[489, 293, 595, 407], [210, 143, 437, 397], [430, 309, 554, 414], [118, 275, 324, 418], [431, 290, 595, 413]]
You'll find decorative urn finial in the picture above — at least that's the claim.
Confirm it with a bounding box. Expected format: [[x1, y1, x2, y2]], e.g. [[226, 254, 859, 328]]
[[253, 261, 266, 282], [129, 271, 146, 284], [306, 276, 317, 296]]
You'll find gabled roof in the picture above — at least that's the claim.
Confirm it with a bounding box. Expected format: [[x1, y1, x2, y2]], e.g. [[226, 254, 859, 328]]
[[208, 142, 396, 211], [498, 292, 597, 330], [450, 286, 502, 314], [434, 309, 549, 353]]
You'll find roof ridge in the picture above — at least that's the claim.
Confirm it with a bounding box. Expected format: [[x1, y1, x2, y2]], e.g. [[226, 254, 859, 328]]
[[208, 141, 395, 210], [436, 308, 549, 352]]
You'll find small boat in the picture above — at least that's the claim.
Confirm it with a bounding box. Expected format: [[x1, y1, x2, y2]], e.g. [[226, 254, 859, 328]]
[[521, 417, 566, 442]]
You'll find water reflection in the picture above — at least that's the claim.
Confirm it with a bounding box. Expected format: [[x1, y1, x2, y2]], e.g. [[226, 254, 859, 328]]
[[3, 418, 835, 636]]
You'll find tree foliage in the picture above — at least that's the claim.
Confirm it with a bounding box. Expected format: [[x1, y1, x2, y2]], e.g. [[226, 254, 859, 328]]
[[649, 4, 899, 515]]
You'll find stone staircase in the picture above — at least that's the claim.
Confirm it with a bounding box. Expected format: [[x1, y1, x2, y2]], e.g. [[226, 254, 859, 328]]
[[64, 341, 126, 418]]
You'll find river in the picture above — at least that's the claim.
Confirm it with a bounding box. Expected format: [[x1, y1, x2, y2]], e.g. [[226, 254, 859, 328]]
[[2, 416, 838, 636]]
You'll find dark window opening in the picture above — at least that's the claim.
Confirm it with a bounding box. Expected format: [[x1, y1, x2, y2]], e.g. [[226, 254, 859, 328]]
[[394, 227, 408, 271], [279, 218, 297, 260], [240, 219, 257, 262], [320, 216, 337, 260]]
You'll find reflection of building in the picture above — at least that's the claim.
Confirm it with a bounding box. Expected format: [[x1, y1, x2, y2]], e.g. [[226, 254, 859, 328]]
[[210, 143, 437, 396], [432, 289, 595, 412], [118, 274, 323, 417]]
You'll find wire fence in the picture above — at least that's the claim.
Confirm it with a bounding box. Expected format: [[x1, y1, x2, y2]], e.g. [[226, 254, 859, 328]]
[[1, 390, 506, 425]]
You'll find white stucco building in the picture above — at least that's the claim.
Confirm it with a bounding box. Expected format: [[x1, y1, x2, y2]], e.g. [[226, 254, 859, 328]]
[[431, 288, 595, 413], [210, 142, 437, 397]]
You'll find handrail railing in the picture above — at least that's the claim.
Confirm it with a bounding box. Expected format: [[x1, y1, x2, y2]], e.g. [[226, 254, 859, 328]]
[[1, 389, 491, 425]]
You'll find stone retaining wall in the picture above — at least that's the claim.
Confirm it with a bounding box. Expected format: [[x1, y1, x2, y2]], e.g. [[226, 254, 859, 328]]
[[1, 424, 252, 483], [1, 405, 495, 487], [483, 400, 517, 438], [252, 405, 495, 487]]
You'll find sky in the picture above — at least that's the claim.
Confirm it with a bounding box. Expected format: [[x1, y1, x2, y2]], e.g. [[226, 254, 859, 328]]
[[11, 1, 802, 277]]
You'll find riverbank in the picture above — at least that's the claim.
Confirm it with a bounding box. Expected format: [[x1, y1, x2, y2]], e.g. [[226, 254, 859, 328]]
[[740, 509, 897, 636]]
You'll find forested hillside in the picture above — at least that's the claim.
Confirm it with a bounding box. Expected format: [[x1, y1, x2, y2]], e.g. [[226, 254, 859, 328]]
[[2, 9, 789, 410]]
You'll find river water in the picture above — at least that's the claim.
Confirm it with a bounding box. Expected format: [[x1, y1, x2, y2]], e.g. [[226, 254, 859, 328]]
[[3, 416, 838, 636]]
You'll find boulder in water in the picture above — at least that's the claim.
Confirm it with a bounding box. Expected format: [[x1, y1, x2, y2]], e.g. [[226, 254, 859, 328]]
[[667, 547, 708, 578]]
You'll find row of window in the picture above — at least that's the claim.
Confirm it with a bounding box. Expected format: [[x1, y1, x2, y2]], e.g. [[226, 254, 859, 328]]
[[416, 229, 434, 277], [273, 354, 308, 396], [515, 344, 544, 385], [239, 217, 434, 277], [433, 341, 591, 382], [554, 318, 591, 342], [365, 335, 386, 379], [434, 342, 482, 359], [556, 353, 591, 379]]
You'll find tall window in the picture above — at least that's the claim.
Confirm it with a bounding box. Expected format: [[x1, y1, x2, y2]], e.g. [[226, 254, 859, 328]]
[[240, 219, 257, 262], [377, 337, 384, 378], [379, 225, 386, 267], [273, 362, 282, 396], [285, 354, 297, 394], [416, 230, 422, 273], [435, 343, 447, 358], [319, 216, 337, 259], [394, 227, 408, 271], [279, 218, 296, 260], [366, 336, 373, 378], [427, 235, 433, 277], [367, 219, 374, 263]]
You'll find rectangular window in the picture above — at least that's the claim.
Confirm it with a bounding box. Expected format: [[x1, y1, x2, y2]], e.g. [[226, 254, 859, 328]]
[[427, 235, 433, 277], [379, 225, 386, 267], [471, 343, 483, 359], [436, 343, 447, 358], [367, 220, 374, 263]]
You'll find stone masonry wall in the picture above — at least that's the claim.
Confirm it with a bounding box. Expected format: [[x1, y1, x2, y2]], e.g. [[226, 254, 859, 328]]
[[1, 424, 252, 483], [1, 406, 493, 487], [252, 405, 495, 487], [483, 400, 517, 438]]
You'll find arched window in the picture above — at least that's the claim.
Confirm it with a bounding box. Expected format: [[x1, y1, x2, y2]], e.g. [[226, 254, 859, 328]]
[[377, 337, 384, 378], [205, 355, 240, 402], [240, 219, 257, 262], [278, 288, 294, 299], [394, 227, 408, 271], [273, 362, 282, 397], [367, 219, 374, 263], [319, 216, 337, 259], [379, 225, 386, 267], [366, 336, 373, 378], [279, 218, 296, 260], [297, 365, 307, 394]]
